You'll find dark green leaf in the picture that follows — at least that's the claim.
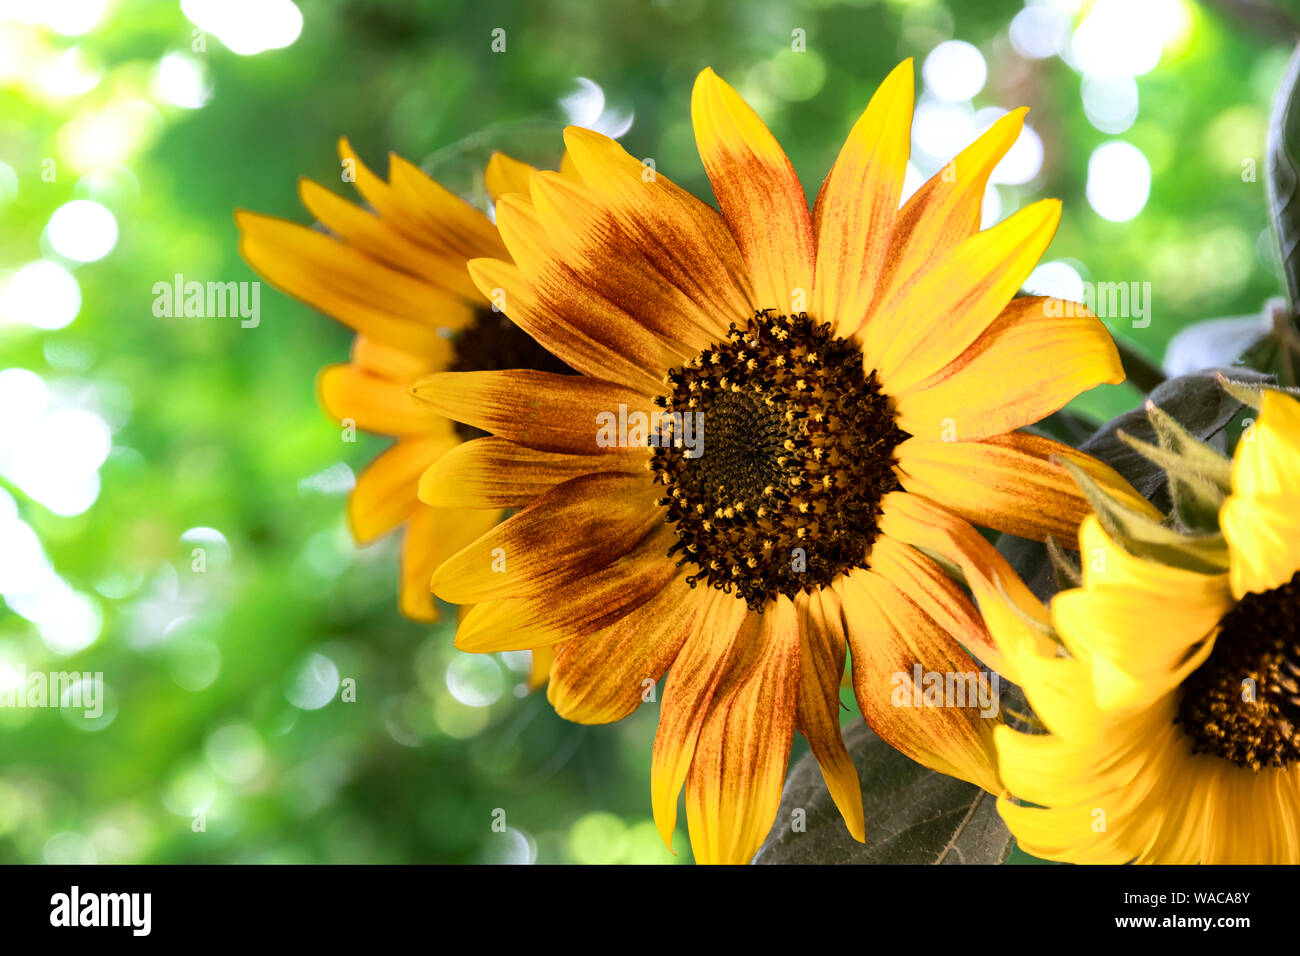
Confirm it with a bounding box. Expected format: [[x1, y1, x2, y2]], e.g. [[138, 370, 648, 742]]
[[753, 720, 1015, 864], [1267, 42, 1300, 318], [1078, 367, 1273, 509]]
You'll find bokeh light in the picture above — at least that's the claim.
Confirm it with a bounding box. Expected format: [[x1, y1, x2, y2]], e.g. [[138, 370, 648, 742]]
[[154, 52, 212, 109], [922, 40, 987, 102], [0, 261, 81, 329], [180, 0, 303, 56], [46, 199, 118, 262], [1086, 141, 1152, 222]]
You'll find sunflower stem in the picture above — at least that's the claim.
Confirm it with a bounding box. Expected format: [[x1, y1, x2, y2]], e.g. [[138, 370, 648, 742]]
[[1114, 336, 1167, 394]]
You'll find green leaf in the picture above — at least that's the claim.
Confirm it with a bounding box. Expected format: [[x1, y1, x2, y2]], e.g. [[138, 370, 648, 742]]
[[753, 720, 1016, 864], [1267, 42, 1300, 320], [1076, 367, 1272, 513], [1114, 429, 1226, 531]]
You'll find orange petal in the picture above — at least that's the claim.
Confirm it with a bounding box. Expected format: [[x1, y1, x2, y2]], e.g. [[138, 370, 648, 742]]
[[837, 568, 1002, 794], [793, 587, 865, 843], [691, 68, 814, 313], [419, 435, 643, 510], [561, 126, 755, 325], [877, 490, 1052, 671], [528, 172, 728, 349], [430, 471, 660, 605], [410, 369, 658, 455], [895, 430, 1149, 542], [684, 595, 802, 864], [547, 571, 701, 723], [650, 589, 752, 852], [451, 526, 679, 652], [868, 534, 990, 661]]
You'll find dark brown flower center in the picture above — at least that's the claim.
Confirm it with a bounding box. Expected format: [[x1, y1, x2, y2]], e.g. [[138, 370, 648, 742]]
[[447, 307, 574, 440], [1176, 569, 1300, 770], [650, 309, 906, 611]]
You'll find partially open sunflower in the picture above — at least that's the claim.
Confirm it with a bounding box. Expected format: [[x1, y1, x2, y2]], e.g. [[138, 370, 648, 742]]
[[236, 142, 574, 685], [987, 388, 1300, 864], [412, 61, 1143, 863]]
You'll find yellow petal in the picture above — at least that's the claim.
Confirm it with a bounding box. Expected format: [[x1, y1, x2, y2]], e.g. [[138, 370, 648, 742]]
[[812, 59, 913, 336], [1221, 492, 1300, 598], [318, 363, 446, 436], [855, 108, 1026, 339], [869, 200, 1062, 393], [236, 210, 470, 357], [297, 177, 482, 302], [892, 297, 1122, 441], [399, 505, 501, 621], [1231, 390, 1300, 500], [484, 151, 537, 202], [350, 435, 457, 543]]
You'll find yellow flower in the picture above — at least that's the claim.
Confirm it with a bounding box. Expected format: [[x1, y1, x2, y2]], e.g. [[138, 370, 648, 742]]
[[235, 141, 571, 682], [989, 389, 1300, 863], [414, 62, 1136, 863]]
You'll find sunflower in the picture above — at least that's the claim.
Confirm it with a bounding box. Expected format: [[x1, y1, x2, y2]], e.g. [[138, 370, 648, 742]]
[[408, 61, 1143, 863], [987, 388, 1300, 863], [236, 141, 576, 684]]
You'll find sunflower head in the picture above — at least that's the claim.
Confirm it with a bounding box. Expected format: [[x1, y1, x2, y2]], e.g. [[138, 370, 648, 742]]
[[987, 383, 1300, 863], [651, 308, 907, 609], [412, 61, 1143, 864]]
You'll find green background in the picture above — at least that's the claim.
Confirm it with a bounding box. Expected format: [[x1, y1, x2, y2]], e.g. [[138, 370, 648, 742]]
[[0, 0, 1293, 863]]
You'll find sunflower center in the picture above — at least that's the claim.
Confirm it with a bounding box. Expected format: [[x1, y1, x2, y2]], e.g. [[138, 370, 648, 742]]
[[649, 309, 906, 611], [1176, 570, 1300, 770], [448, 307, 574, 440]]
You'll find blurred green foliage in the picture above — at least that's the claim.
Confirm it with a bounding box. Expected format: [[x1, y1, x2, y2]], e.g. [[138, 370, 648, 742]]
[[0, 0, 1293, 863]]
